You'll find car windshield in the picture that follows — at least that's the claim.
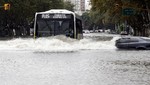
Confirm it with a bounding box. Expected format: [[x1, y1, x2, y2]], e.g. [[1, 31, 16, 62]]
[[118, 37, 139, 43], [140, 38, 150, 41]]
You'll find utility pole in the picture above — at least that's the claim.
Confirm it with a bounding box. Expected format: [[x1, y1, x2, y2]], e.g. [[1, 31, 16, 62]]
[[145, 3, 150, 36], [4, 3, 10, 26], [146, 3, 150, 25], [145, 0, 150, 22], [3, 3, 11, 37]]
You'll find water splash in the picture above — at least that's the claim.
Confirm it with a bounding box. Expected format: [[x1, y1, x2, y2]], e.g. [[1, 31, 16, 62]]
[[0, 35, 119, 52]]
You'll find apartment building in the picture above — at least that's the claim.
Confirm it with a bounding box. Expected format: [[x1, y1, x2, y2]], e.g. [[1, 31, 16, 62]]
[[85, 0, 91, 11], [64, 0, 86, 15]]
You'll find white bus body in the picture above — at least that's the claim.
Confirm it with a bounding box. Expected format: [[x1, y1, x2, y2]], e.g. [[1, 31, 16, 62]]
[[34, 9, 83, 39]]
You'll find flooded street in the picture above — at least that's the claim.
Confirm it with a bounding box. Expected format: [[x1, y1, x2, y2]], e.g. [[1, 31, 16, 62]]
[[0, 33, 150, 85]]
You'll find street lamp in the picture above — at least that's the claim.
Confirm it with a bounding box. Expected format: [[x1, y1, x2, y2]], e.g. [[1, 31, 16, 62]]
[[4, 3, 10, 10]]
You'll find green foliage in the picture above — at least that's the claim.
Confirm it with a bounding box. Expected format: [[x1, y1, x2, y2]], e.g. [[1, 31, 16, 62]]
[[82, 12, 93, 29], [90, 0, 150, 36], [90, 0, 117, 23], [0, 0, 74, 26], [63, 1, 74, 11]]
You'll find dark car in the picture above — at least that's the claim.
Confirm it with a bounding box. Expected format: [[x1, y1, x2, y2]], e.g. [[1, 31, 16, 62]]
[[115, 37, 150, 50]]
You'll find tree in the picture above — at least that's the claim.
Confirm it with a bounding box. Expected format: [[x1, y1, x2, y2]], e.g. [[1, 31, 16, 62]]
[[90, 0, 150, 36], [82, 12, 93, 30], [63, 1, 74, 11], [0, 0, 75, 37]]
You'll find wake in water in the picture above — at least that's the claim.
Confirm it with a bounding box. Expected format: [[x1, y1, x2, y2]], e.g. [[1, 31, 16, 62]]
[[0, 35, 120, 52]]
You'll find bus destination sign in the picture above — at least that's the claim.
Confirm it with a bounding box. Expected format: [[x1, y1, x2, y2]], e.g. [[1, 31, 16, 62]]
[[53, 14, 67, 18], [42, 14, 50, 19], [40, 13, 72, 19]]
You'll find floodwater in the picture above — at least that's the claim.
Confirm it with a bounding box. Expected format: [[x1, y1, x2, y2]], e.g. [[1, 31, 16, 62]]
[[0, 33, 150, 85]]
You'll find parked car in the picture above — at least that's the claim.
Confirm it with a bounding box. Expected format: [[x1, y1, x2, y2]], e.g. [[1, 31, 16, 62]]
[[115, 37, 150, 50], [120, 31, 128, 35], [83, 30, 90, 34]]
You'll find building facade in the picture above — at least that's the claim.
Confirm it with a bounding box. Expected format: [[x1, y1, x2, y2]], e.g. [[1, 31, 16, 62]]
[[64, 0, 87, 15], [80, 0, 85, 11], [85, 0, 91, 11]]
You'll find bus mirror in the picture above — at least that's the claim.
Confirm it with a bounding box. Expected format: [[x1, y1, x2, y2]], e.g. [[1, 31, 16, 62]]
[[29, 22, 34, 28]]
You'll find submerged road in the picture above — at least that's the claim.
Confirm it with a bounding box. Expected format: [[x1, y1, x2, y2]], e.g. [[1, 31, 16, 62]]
[[0, 33, 150, 85]]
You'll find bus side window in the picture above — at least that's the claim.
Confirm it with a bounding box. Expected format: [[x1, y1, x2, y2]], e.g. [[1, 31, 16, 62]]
[[35, 22, 39, 36], [76, 19, 83, 39], [76, 20, 82, 34]]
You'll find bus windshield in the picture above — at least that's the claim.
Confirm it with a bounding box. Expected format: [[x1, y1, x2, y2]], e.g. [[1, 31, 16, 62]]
[[36, 13, 74, 37]]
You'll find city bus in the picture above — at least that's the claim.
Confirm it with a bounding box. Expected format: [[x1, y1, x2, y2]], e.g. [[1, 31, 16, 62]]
[[33, 9, 83, 39]]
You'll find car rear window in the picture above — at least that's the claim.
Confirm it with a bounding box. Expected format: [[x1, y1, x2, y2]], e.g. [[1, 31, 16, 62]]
[[119, 38, 139, 43]]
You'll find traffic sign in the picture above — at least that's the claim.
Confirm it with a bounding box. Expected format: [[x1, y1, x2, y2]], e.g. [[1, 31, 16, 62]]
[[122, 8, 134, 16]]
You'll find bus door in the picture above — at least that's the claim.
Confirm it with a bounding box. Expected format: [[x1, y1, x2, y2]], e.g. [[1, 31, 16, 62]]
[[61, 20, 74, 38]]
